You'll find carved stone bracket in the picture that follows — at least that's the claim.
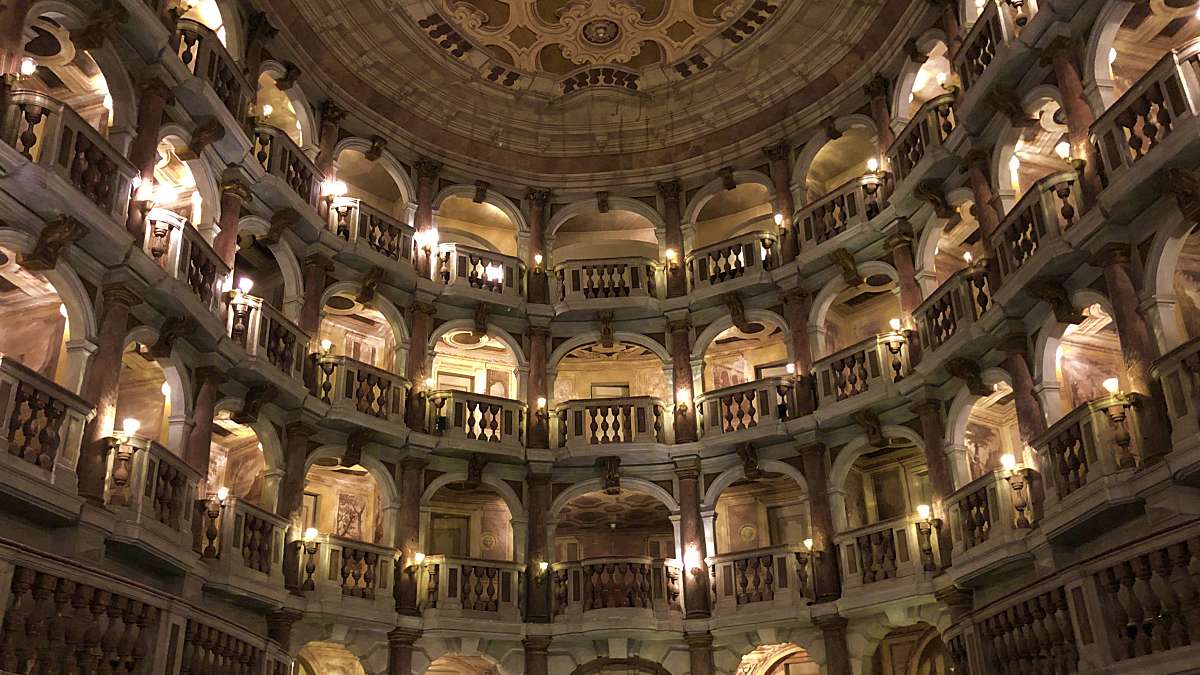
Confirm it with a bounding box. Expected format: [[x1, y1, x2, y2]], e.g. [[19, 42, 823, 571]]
[[1028, 278, 1084, 324], [365, 135, 387, 161], [148, 316, 193, 358], [723, 293, 751, 333], [1162, 167, 1200, 221], [275, 62, 302, 90], [718, 166, 737, 191], [915, 180, 954, 218], [599, 311, 615, 348], [473, 180, 490, 203], [822, 117, 843, 140], [945, 358, 989, 397], [863, 73, 890, 100], [596, 191, 610, 213], [74, 1, 129, 50], [598, 456, 621, 494], [736, 443, 762, 480], [465, 453, 488, 490], [415, 157, 442, 182], [851, 409, 887, 447], [342, 428, 372, 468], [657, 179, 682, 201], [829, 248, 863, 287], [987, 88, 1039, 128], [178, 118, 225, 160], [18, 215, 86, 271], [356, 267, 385, 303], [474, 303, 490, 335], [263, 208, 300, 244], [320, 100, 347, 126]]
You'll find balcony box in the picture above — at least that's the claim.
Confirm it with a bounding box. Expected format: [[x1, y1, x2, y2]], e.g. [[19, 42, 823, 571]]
[[421, 555, 524, 623], [226, 293, 309, 396], [550, 557, 682, 623], [913, 265, 996, 366], [143, 208, 231, 323], [951, 1, 1043, 133], [434, 244, 526, 306], [252, 124, 320, 213], [195, 496, 289, 607], [104, 437, 202, 571], [696, 378, 795, 441], [1153, 336, 1200, 461], [795, 174, 889, 262], [0, 357, 90, 522], [170, 19, 255, 162], [835, 515, 937, 608], [813, 333, 912, 416], [686, 229, 778, 300], [885, 94, 960, 213], [310, 355, 409, 435], [327, 196, 416, 281], [294, 533, 398, 621], [555, 397, 669, 454], [427, 390, 527, 456], [709, 546, 811, 618], [553, 257, 662, 315], [943, 470, 1035, 581], [988, 171, 1083, 306]]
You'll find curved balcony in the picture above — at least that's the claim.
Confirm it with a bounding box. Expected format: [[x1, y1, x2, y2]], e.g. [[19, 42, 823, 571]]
[[550, 557, 682, 623], [434, 244, 526, 305], [226, 293, 309, 392], [709, 546, 811, 620], [554, 397, 669, 453], [427, 390, 527, 454], [194, 496, 289, 607], [886, 93, 958, 187], [795, 174, 888, 256], [309, 355, 409, 434], [143, 208, 231, 321], [327, 196, 416, 270], [175, 19, 254, 138], [913, 264, 995, 364], [686, 229, 778, 297], [0, 90, 136, 223], [953, 0, 1034, 96], [988, 171, 1082, 299], [420, 555, 524, 623], [1153, 335, 1200, 459], [943, 469, 1036, 582], [553, 257, 662, 314], [813, 332, 911, 414], [696, 377, 795, 441], [252, 124, 319, 209], [291, 533, 398, 622], [834, 515, 938, 607]]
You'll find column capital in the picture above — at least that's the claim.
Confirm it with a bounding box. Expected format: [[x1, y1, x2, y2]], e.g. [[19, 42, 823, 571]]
[[798, 441, 826, 460], [998, 333, 1030, 355], [265, 608, 303, 650], [911, 398, 944, 417], [400, 455, 430, 471], [303, 252, 334, 272], [863, 73, 890, 99], [684, 631, 714, 649], [320, 100, 346, 126], [962, 147, 992, 171], [1038, 36, 1082, 66], [782, 287, 810, 306], [885, 229, 914, 250], [673, 456, 702, 480], [284, 421, 319, 439], [411, 300, 438, 317], [100, 283, 141, 310], [763, 141, 789, 163], [1089, 242, 1132, 268], [415, 157, 442, 182], [657, 178, 682, 201], [813, 613, 848, 634], [526, 186, 551, 205], [138, 77, 175, 105], [194, 366, 226, 387], [528, 325, 551, 339], [387, 627, 421, 646], [221, 176, 253, 202], [934, 585, 975, 622], [668, 316, 691, 334], [18, 215, 87, 271], [523, 635, 552, 652]]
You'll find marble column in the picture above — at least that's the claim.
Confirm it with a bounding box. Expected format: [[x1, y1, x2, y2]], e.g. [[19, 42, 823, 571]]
[[125, 78, 174, 238], [241, 13, 277, 83], [669, 318, 697, 443], [676, 460, 711, 618], [211, 177, 251, 268], [394, 457, 426, 615], [865, 75, 895, 154], [183, 367, 223, 475], [526, 187, 550, 304], [765, 141, 798, 262], [962, 149, 1003, 243], [815, 615, 852, 675], [526, 326, 550, 449], [1041, 38, 1104, 204], [658, 180, 687, 298], [413, 158, 441, 279], [0, 0, 31, 75], [523, 636, 550, 675], [913, 399, 956, 566], [78, 284, 141, 502], [1092, 244, 1173, 461], [299, 254, 332, 336], [314, 101, 345, 178], [685, 632, 715, 675], [887, 222, 923, 314], [931, 0, 962, 59], [525, 473, 552, 622], [387, 628, 420, 675], [276, 422, 314, 520], [799, 442, 841, 601], [783, 289, 816, 414], [404, 301, 435, 431], [999, 334, 1047, 445]]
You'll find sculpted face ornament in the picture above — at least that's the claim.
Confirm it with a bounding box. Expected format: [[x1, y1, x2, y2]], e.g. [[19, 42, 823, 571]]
[[582, 18, 620, 45]]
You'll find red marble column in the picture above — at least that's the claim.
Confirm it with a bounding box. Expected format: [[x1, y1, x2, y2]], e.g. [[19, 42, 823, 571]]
[[523, 636, 550, 675], [413, 158, 441, 279], [913, 399, 956, 566], [669, 318, 697, 443], [676, 461, 711, 617], [78, 284, 141, 502], [526, 327, 550, 449], [387, 628, 419, 675], [865, 75, 895, 154], [183, 367, 223, 475], [404, 302, 435, 431], [300, 254, 331, 336], [658, 180, 687, 298], [685, 632, 715, 675], [125, 78, 174, 238], [782, 290, 814, 374], [765, 141, 797, 262], [799, 443, 840, 601], [999, 335, 1047, 445], [815, 615, 852, 675], [962, 150, 1003, 243], [526, 187, 550, 304], [241, 13, 277, 83], [931, 0, 962, 60], [394, 457, 426, 615], [276, 422, 314, 519], [314, 101, 345, 178], [887, 224, 923, 314], [1042, 38, 1104, 204], [0, 0, 32, 75], [525, 474, 552, 622], [211, 178, 251, 268]]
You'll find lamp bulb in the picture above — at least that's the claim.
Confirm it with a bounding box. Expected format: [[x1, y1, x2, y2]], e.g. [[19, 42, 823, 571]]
[[121, 418, 141, 437], [916, 504, 931, 520]]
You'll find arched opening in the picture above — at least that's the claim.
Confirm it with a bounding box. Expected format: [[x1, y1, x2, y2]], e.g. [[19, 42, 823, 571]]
[[842, 439, 928, 531], [820, 276, 903, 358], [426, 481, 514, 561], [426, 655, 500, 675], [200, 410, 270, 508], [295, 642, 366, 675], [335, 147, 408, 220], [700, 319, 789, 392], [901, 43, 951, 120], [150, 135, 211, 230], [1050, 303, 1123, 416], [233, 228, 289, 312], [803, 126, 878, 203], [930, 198, 981, 286], [303, 461, 385, 544], [431, 327, 518, 398], [552, 341, 669, 403], [1104, 2, 1200, 102], [23, 16, 116, 135], [553, 209, 659, 262], [693, 182, 773, 249], [437, 195, 520, 256], [960, 382, 1022, 482], [255, 71, 303, 146], [713, 473, 808, 555], [735, 644, 818, 675], [553, 489, 675, 561], [114, 342, 173, 448], [318, 293, 398, 371], [566, 657, 673, 675], [995, 99, 1072, 203], [181, 0, 230, 46], [0, 245, 73, 387], [870, 623, 946, 675], [1171, 226, 1200, 342]]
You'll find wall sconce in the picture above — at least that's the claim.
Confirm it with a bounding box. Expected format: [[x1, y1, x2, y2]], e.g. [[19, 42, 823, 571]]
[[867, 157, 880, 174], [665, 248, 678, 270], [683, 547, 703, 576], [889, 317, 903, 333], [201, 486, 230, 559], [962, 251, 974, 266], [415, 228, 439, 253], [319, 338, 334, 355], [675, 388, 691, 415], [320, 178, 347, 200], [1102, 377, 1120, 395], [105, 418, 147, 508], [1000, 453, 1016, 472], [121, 417, 141, 439], [533, 253, 544, 274], [299, 527, 320, 591], [424, 376, 436, 390], [915, 504, 942, 571], [228, 279, 255, 345], [406, 551, 426, 574], [773, 212, 784, 228], [18, 56, 37, 77], [538, 560, 550, 574], [1055, 139, 1071, 161], [1101, 377, 1137, 468], [999, 453, 1034, 528], [786, 363, 796, 376]]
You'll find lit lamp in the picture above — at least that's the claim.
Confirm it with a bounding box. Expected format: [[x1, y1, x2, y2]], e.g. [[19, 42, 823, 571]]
[[18, 56, 37, 77], [319, 338, 334, 355], [683, 546, 704, 576], [675, 387, 691, 415], [664, 247, 679, 270], [415, 228, 440, 278], [915, 504, 942, 571], [999, 452, 1034, 529], [201, 485, 230, 559], [774, 212, 784, 228], [867, 157, 880, 174], [406, 551, 426, 574], [227, 277, 255, 345], [105, 418, 147, 508], [533, 253, 544, 274], [1101, 377, 1137, 468], [484, 262, 505, 290], [296, 527, 321, 591], [883, 318, 909, 381]]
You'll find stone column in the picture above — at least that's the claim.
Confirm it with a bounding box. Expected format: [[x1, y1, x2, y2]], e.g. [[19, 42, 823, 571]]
[[525, 473, 552, 622], [125, 78, 174, 238], [183, 367, 223, 475], [78, 284, 140, 502], [765, 142, 797, 262], [404, 301, 435, 431], [314, 101, 345, 178], [782, 290, 814, 374], [685, 632, 715, 675], [865, 75, 895, 154], [1091, 244, 1173, 461], [0, 0, 32, 75], [887, 222, 922, 314], [394, 457, 426, 615], [300, 254, 332, 336], [658, 180, 687, 298], [669, 318, 697, 443], [815, 615, 852, 675], [387, 628, 420, 675], [413, 158, 441, 279], [526, 327, 550, 449], [1041, 37, 1104, 204], [931, 0, 962, 59], [913, 399, 956, 565], [526, 187, 550, 304], [276, 422, 314, 519], [962, 149, 1003, 242], [211, 177, 251, 268], [241, 13, 277, 82], [676, 459, 711, 617], [523, 636, 550, 675], [999, 334, 1047, 445], [799, 443, 841, 601]]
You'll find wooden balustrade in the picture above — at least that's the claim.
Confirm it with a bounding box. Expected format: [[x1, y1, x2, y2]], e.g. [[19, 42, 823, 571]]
[[886, 93, 958, 182], [953, 0, 1031, 94], [1031, 393, 1144, 504], [1091, 40, 1200, 186], [105, 438, 201, 550], [550, 557, 680, 617], [696, 378, 794, 437], [181, 618, 267, 675], [554, 257, 660, 305], [226, 294, 309, 383], [1153, 335, 1200, 451], [420, 555, 523, 619], [796, 174, 888, 248], [945, 469, 1035, 561], [976, 585, 1079, 675], [434, 244, 526, 301], [0, 356, 90, 491], [296, 534, 397, 602], [0, 90, 136, 221], [555, 397, 667, 449], [194, 497, 287, 584], [252, 125, 319, 207], [835, 516, 924, 589], [428, 390, 526, 447], [813, 333, 910, 406], [914, 265, 994, 353], [144, 208, 231, 317], [309, 355, 408, 422], [327, 197, 415, 264], [988, 171, 1081, 285], [686, 230, 777, 291], [709, 546, 810, 611], [175, 19, 253, 131]]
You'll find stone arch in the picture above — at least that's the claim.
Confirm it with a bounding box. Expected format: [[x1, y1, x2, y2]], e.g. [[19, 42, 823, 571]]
[[890, 30, 950, 128], [700, 459, 809, 510], [237, 215, 306, 322], [544, 196, 668, 265], [420, 471, 528, 521], [120, 325, 192, 453], [259, 59, 318, 154], [944, 367, 1016, 448], [808, 259, 901, 357], [320, 280, 411, 371], [828, 424, 926, 530], [550, 477, 680, 517], [211, 394, 286, 509], [427, 318, 527, 369], [691, 308, 792, 364], [418, 651, 506, 675], [1032, 287, 1119, 424], [790, 113, 877, 206], [989, 84, 1068, 209], [682, 170, 777, 226], [157, 122, 222, 230], [566, 657, 673, 675], [1084, 1, 1136, 112], [433, 185, 528, 234], [304, 444, 400, 543], [913, 186, 975, 295], [332, 136, 417, 211], [1140, 200, 1196, 352], [548, 332, 672, 371]]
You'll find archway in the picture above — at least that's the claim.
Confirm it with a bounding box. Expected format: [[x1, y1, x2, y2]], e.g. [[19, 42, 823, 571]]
[[303, 460, 387, 545], [1036, 301, 1123, 424], [798, 126, 878, 206], [566, 657, 673, 675], [150, 132, 216, 231], [295, 641, 367, 675], [1088, 0, 1200, 108], [991, 94, 1072, 209], [435, 192, 523, 257], [424, 481, 515, 561], [551, 338, 670, 404], [431, 325, 521, 399], [690, 180, 774, 250], [554, 488, 676, 561], [255, 70, 305, 147], [426, 654, 500, 675], [333, 146, 411, 221], [870, 623, 947, 675], [956, 381, 1023, 484], [0, 244, 74, 387], [711, 471, 809, 556], [114, 340, 183, 450], [1169, 225, 1200, 344], [318, 290, 403, 372], [838, 435, 929, 532], [812, 268, 902, 359], [200, 406, 277, 510], [22, 13, 124, 135], [551, 206, 661, 267], [697, 316, 791, 392], [897, 41, 951, 122], [735, 643, 818, 675]]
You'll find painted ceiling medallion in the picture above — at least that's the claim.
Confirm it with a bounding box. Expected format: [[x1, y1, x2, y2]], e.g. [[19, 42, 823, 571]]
[[582, 18, 620, 45]]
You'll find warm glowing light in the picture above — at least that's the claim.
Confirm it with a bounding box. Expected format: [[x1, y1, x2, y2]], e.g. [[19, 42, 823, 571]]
[[916, 504, 931, 520], [773, 212, 783, 226], [963, 251, 974, 265], [161, 382, 171, 398], [321, 178, 347, 198], [1055, 140, 1072, 160], [484, 263, 505, 284], [936, 72, 947, 86], [319, 338, 333, 352], [675, 388, 691, 405], [18, 57, 36, 76], [59, 303, 68, 318], [261, 104, 274, 117], [413, 551, 426, 566], [683, 546, 702, 571], [536, 396, 547, 410], [121, 418, 141, 437], [786, 363, 796, 375], [889, 318, 902, 332], [154, 184, 179, 206], [303, 527, 319, 542], [664, 248, 678, 263], [237, 277, 254, 294], [415, 228, 439, 251], [190, 190, 203, 224], [1009, 154, 1021, 172], [1102, 377, 1120, 394], [1000, 453, 1016, 471], [867, 157, 880, 173], [216, 486, 229, 502], [538, 560, 550, 573], [533, 253, 543, 266], [802, 538, 814, 551], [425, 376, 436, 388], [1108, 47, 1118, 65]]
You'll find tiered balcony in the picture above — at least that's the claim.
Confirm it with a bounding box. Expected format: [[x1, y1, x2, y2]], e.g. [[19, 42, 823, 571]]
[[293, 533, 398, 621], [327, 196, 416, 272], [550, 557, 682, 623], [834, 515, 937, 606], [554, 257, 662, 313], [953, 0, 1038, 108], [103, 437, 202, 570], [987, 171, 1083, 302], [420, 555, 524, 623], [795, 174, 888, 258], [434, 244, 526, 305], [0, 357, 90, 520], [226, 292, 309, 392], [813, 332, 912, 415], [174, 19, 254, 152], [913, 265, 995, 364], [309, 355, 409, 433], [252, 124, 319, 210], [195, 497, 289, 606], [685, 229, 778, 297], [708, 546, 811, 618], [555, 397, 669, 452], [143, 208, 231, 322], [1152, 335, 1200, 458], [943, 469, 1036, 580], [886, 93, 958, 187], [0, 90, 136, 224], [696, 378, 795, 441], [427, 390, 527, 455]]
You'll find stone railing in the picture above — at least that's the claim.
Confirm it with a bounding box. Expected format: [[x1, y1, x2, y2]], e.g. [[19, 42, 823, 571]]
[[327, 196, 415, 265], [887, 93, 958, 183], [555, 397, 667, 449], [296, 534, 397, 603], [105, 437, 201, 555], [1091, 39, 1200, 186], [1152, 335, 1200, 452], [988, 171, 1081, 286], [309, 355, 408, 423], [226, 293, 309, 384], [194, 496, 288, 592], [144, 208, 231, 317], [914, 264, 994, 354], [420, 555, 523, 620], [252, 124, 319, 207], [0, 89, 136, 221], [1031, 392, 1145, 505], [953, 0, 1029, 94], [796, 174, 888, 248], [696, 377, 794, 437], [835, 515, 928, 590], [428, 390, 527, 448], [813, 332, 911, 407], [551, 557, 680, 617], [434, 243, 526, 301], [686, 230, 778, 292], [709, 546, 810, 612], [975, 584, 1079, 674], [175, 18, 253, 130], [0, 356, 90, 498], [944, 469, 1036, 562], [554, 257, 660, 306]]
